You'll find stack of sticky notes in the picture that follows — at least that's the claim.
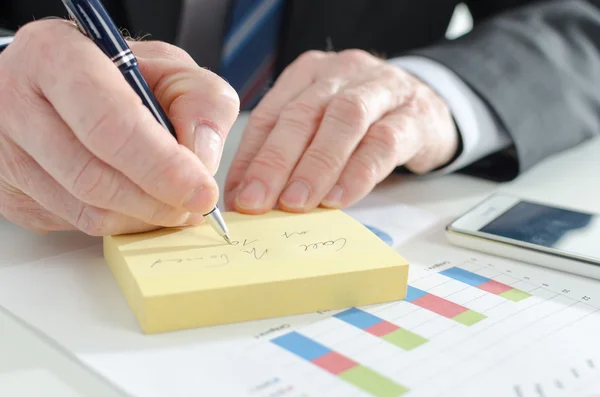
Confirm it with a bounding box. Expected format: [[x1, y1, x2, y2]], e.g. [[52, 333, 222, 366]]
[[103, 209, 409, 334]]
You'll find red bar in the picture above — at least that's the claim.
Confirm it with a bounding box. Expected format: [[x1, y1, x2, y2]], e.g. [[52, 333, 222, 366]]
[[411, 293, 469, 319], [365, 321, 400, 337], [478, 280, 513, 295], [312, 351, 358, 375]]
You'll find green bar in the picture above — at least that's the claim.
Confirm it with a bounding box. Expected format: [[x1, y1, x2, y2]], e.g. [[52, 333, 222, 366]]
[[339, 365, 409, 397], [499, 288, 531, 302], [382, 328, 428, 351], [453, 310, 487, 326]]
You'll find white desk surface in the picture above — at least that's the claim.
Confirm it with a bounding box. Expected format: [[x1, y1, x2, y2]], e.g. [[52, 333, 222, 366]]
[[1, 113, 599, 396]]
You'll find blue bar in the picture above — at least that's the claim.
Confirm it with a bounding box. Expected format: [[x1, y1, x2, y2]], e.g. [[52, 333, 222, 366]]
[[440, 267, 489, 287], [271, 332, 330, 361], [405, 286, 428, 302], [334, 308, 382, 329]]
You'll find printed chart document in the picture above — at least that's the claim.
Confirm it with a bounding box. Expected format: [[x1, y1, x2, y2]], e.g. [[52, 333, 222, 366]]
[[0, 204, 599, 397], [229, 259, 600, 397]]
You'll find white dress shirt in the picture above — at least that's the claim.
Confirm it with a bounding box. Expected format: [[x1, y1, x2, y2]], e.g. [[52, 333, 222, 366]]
[[0, 36, 14, 47], [389, 56, 513, 173]]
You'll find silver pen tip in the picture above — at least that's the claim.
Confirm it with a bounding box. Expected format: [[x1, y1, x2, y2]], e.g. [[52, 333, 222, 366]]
[[224, 234, 232, 245]]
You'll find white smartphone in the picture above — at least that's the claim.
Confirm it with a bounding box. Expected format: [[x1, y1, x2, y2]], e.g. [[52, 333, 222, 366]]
[[446, 194, 600, 280]]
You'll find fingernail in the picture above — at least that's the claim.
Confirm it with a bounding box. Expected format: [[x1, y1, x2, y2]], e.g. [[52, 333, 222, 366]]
[[184, 185, 218, 214], [280, 180, 310, 209], [236, 180, 267, 210], [194, 125, 222, 174], [321, 185, 344, 208]]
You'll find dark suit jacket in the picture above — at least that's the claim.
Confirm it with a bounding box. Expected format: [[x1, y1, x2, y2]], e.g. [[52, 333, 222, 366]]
[[2, 0, 600, 181]]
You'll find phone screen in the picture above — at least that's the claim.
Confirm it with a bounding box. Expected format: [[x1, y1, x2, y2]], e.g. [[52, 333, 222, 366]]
[[479, 201, 600, 260]]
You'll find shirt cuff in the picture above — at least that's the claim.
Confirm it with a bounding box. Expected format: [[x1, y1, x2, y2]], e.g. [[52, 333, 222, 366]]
[[388, 55, 512, 174], [0, 36, 14, 49]]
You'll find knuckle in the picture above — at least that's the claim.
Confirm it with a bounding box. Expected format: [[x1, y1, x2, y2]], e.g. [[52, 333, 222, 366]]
[[14, 20, 69, 65], [305, 146, 345, 173], [153, 67, 240, 117], [147, 203, 180, 226], [350, 155, 380, 186], [367, 121, 402, 153], [280, 101, 322, 134], [409, 89, 428, 113], [0, 198, 47, 232], [81, 105, 116, 142], [406, 159, 431, 175], [297, 50, 327, 65], [0, 181, 31, 216], [0, 142, 36, 190], [19, 203, 49, 227], [329, 92, 369, 127], [14, 20, 50, 47], [381, 65, 405, 81], [142, 150, 199, 203], [282, 100, 321, 119], [70, 157, 118, 206], [248, 106, 279, 132], [139, 40, 195, 64], [278, 50, 325, 82], [252, 145, 290, 172], [83, 101, 141, 156], [338, 49, 372, 64], [143, 151, 179, 184], [410, 84, 443, 116], [75, 205, 111, 236], [212, 77, 241, 111], [405, 145, 434, 175]]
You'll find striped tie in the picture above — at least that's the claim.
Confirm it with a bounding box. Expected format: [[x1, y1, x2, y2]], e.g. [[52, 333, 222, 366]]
[[220, 0, 285, 110]]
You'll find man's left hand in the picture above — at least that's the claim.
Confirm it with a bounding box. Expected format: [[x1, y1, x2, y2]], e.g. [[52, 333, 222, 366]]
[[224, 49, 459, 213]]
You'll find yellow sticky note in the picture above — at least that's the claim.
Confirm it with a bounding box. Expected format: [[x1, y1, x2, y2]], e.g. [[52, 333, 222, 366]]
[[103, 209, 409, 334]]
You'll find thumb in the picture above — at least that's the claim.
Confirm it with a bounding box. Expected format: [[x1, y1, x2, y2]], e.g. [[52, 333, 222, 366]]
[[130, 40, 240, 175]]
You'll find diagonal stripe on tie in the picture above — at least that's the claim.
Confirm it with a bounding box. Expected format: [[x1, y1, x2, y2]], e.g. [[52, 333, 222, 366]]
[[220, 0, 284, 109], [222, 0, 281, 66], [239, 52, 276, 107]]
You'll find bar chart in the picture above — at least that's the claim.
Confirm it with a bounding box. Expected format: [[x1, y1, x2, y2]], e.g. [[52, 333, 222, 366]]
[[440, 267, 531, 302], [334, 308, 428, 351], [404, 285, 487, 325], [272, 331, 409, 397], [259, 259, 600, 397]]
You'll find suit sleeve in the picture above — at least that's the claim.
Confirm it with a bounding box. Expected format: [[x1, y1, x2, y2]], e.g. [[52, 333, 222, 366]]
[[411, 0, 600, 178], [0, 28, 12, 37]]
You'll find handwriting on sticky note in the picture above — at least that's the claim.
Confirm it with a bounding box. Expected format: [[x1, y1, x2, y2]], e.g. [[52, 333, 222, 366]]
[[112, 209, 390, 276], [103, 209, 409, 333], [146, 227, 349, 271], [299, 238, 347, 252]]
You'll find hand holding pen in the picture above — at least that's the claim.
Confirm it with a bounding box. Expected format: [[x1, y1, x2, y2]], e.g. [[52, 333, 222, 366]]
[[0, 5, 239, 237]]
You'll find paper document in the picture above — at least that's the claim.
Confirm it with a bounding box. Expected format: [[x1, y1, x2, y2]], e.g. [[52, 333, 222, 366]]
[[228, 259, 600, 396], [0, 203, 599, 397]]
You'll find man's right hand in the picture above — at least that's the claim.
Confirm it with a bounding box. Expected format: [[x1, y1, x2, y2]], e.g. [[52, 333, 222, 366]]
[[0, 20, 239, 235]]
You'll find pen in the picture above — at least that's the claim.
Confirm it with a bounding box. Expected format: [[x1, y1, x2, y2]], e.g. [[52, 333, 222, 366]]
[[60, 0, 231, 244]]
